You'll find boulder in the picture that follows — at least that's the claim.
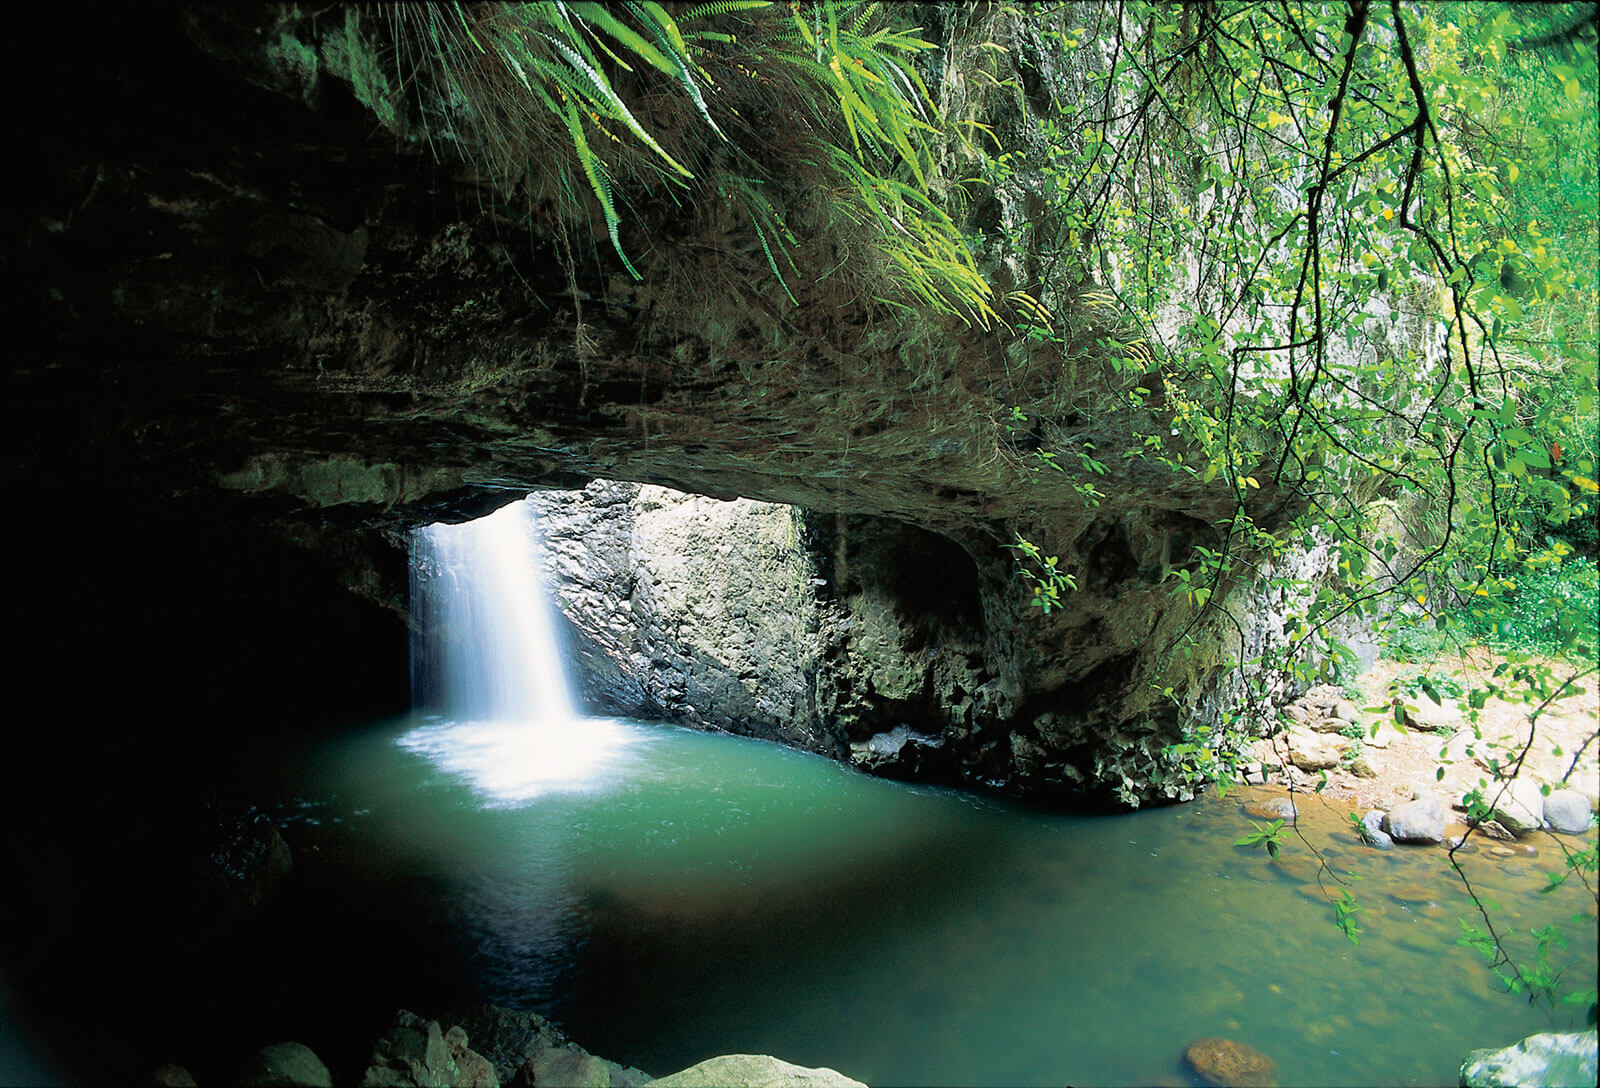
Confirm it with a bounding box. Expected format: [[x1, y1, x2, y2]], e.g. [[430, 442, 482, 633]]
[[1460, 1028, 1597, 1088], [1306, 713, 1348, 735], [1286, 729, 1345, 771], [240, 1042, 333, 1088], [1333, 700, 1362, 724], [147, 1066, 198, 1087], [1358, 810, 1394, 849], [1405, 698, 1466, 732], [445, 1027, 499, 1088], [512, 1047, 609, 1088], [440, 1006, 566, 1083], [1490, 779, 1548, 836], [1184, 1037, 1278, 1087], [1349, 751, 1381, 779], [1383, 793, 1446, 844], [361, 1010, 499, 1088], [651, 1055, 869, 1088], [1542, 789, 1593, 835]]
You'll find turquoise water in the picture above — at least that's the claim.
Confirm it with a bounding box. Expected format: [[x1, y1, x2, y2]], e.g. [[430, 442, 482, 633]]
[[282, 715, 1596, 1086]]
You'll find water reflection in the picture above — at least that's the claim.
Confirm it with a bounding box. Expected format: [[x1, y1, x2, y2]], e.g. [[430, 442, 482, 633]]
[[396, 717, 651, 805], [297, 720, 1595, 1087]]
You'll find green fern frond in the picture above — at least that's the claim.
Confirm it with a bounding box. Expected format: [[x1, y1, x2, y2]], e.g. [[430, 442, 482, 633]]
[[682, 0, 772, 22], [619, 0, 724, 137], [534, 32, 692, 175]]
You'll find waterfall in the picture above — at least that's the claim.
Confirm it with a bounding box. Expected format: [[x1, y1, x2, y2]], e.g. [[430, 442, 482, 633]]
[[409, 497, 576, 725], [401, 496, 641, 803]]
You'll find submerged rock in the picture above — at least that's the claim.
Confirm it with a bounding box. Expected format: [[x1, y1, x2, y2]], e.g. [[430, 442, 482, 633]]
[[1460, 1028, 1597, 1088], [1184, 1037, 1278, 1087], [240, 1041, 333, 1088], [651, 1054, 868, 1088], [1243, 796, 1297, 821], [146, 1065, 198, 1087]]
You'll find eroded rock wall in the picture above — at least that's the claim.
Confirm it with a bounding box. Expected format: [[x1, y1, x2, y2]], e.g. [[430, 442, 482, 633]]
[[529, 482, 996, 775], [527, 481, 1285, 803]]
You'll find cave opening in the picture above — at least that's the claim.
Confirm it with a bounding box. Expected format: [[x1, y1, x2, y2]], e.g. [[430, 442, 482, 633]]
[[2, 485, 1593, 1088]]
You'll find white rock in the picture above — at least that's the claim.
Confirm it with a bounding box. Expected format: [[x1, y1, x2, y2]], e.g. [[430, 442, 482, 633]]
[[1287, 729, 1346, 771], [652, 1055, 870, 1088], [1543, 789, 1594, 834], [1383, 792, 1446, 844], [1404, 698, 1466, 732], [1492, 778, 1549, 836]]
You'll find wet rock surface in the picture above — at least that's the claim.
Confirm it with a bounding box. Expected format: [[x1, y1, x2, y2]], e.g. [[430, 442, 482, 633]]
[[1184, 1036, 1278, 1087]]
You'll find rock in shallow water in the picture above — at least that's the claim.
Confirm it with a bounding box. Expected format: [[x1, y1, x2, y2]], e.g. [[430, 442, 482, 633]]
[[1460, 1028, 1597, 1088], [1243, 796, 1297, 821], [1542, 789, 1593, 834], [1184, 1037, 1277, 1087], [1383, 793, 1445, 844], [1358, 810, 1394, 849], [1491, 779, 1549, 836]]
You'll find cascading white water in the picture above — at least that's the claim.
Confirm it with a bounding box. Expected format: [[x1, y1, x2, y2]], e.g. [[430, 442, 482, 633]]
[[409, 498, 576, 725], [401, 496, 643, 804]]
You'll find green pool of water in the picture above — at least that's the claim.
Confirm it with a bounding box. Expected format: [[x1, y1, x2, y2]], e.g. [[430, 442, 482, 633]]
[[279, 715, 1596, 1086]]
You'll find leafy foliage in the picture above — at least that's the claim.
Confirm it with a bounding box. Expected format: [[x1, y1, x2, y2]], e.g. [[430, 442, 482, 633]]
[[379, 1, 996, 322], [977, 0, 1597, 1012]]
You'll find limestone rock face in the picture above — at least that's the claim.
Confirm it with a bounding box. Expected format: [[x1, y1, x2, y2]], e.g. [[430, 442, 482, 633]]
[[1460, 1029, 1598, 1088], [652, 1054, 869, 1088], [531, 482, 1006, 780]]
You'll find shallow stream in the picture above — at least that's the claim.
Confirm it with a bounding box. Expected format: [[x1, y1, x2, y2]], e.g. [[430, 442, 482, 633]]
[[270, 713, 1596, 1086]]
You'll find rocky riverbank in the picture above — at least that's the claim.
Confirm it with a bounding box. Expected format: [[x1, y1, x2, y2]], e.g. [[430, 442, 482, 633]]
[[146, 1006, 868, 1088], [1240, 650, 1599, 843]]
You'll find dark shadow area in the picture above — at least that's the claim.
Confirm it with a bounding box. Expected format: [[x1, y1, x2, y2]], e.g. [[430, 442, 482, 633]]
[[4, 489, 411, 1082]]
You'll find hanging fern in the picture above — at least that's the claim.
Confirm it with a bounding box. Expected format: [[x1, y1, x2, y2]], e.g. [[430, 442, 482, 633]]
[[380, 0, 994, 322]]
